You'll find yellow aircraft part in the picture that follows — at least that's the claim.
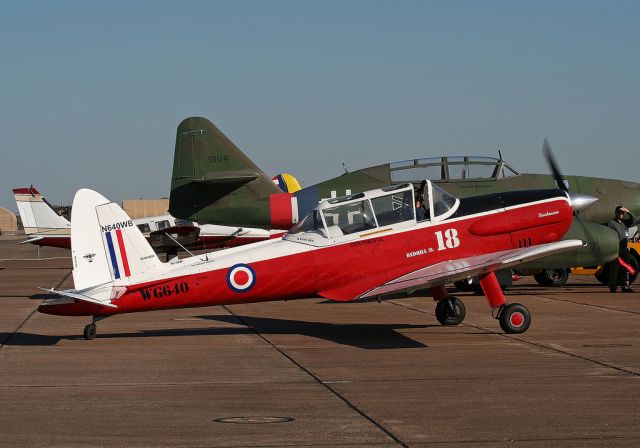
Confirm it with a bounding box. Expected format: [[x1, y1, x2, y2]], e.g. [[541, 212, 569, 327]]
[[571, 266, 602, 275], [272, 173, 302, 193]]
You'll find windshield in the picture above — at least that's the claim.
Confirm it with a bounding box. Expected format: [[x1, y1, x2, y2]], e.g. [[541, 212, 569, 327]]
[[370, 190, 414, 226], [322, 200, 376, 235], [432, 183, 458, 217], [287, 210, 324, 235]]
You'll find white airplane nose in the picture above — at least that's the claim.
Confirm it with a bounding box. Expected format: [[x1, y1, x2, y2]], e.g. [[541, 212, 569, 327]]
[[569, 193, 598, 211]]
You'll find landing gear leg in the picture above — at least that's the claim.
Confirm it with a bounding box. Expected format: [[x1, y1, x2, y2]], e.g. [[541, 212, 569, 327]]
[[83, 316, 108, 340], [480, 272, 531, 334]]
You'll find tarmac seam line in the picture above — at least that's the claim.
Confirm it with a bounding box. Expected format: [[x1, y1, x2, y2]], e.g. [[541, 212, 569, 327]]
[[223, 305, 409, 448], [387, 300, 640, 377], [532, 293, 640, 315], [0, 270, 72, 350], [0, 379, 315, 389], [411, 434, 640, 445]]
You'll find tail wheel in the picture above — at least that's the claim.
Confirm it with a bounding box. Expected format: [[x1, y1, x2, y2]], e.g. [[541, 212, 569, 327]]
[[499, 303, 531, 334], [83, 323, 97, 340], [435, 296, 466, 326]]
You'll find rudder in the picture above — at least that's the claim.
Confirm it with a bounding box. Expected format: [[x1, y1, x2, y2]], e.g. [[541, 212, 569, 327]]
[[12, 186, 70, 235], [71, 189, 162, 290], [169, 117, 282, 228]]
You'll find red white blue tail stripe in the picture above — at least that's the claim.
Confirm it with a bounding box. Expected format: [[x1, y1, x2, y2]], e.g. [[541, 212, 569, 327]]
[[104, 229, 131, 279]]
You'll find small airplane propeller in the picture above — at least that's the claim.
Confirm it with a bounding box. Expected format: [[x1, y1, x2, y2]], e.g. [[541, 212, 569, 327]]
[[543, 138, 568, 193], [543, 138, 601, 260]]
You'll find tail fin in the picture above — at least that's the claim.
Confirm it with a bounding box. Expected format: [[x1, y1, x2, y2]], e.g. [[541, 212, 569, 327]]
[[12, 186, 70, 235], [169, 117, 282, 228], [71, 189, 162, 290]]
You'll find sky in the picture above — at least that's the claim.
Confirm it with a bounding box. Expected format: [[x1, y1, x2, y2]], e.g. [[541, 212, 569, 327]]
[[1, 0, 638, 212]]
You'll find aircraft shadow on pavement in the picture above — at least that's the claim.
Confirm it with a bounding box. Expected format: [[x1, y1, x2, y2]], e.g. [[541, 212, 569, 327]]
[[1, 332, 63, 346], [197, 315, 430, 349], [1, 316, 430, 349]]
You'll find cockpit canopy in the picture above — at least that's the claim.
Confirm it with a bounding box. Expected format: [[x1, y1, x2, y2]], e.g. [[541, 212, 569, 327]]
[[390, 156, 519, 184], [285, 181, 459, 246]]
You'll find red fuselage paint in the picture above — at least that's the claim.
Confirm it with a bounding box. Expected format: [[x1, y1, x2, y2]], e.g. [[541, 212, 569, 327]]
[[39, 196, 572, 317]]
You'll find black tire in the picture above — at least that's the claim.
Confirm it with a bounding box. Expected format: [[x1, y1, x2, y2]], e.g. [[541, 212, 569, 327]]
[[534, 268, 569, 287], [435, 296, 466, 326], [533, 272, 550, 286], [84, 323, 97, 340], [499, 303, 531, 334]]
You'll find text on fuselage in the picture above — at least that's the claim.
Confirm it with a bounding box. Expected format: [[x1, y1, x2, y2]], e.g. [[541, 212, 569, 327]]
[[101, 220, 134, 233], [140, 282, 189, 300]]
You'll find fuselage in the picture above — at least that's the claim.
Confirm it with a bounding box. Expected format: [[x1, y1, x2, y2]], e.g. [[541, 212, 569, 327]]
[[39, 189, 573, 317]]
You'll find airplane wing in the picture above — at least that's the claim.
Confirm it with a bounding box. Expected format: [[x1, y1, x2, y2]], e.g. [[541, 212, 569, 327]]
[[360, 239, 584, 299], [38, 288, 118, 308], [320, 239, 584, 301]]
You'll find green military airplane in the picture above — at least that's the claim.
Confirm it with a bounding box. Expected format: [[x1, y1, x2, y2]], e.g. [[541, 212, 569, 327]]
[[170, 117, 634, 285]]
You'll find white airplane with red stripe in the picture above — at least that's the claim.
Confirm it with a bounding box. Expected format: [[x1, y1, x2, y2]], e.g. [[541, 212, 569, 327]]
[[37, 177, 594, 340], [13, 186, 279, 253]]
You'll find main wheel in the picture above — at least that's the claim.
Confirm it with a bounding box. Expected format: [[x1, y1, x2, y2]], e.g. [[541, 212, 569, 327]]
[[83, 323, 97, 340], [499, 303, 531, 334], [534, 268, 569, 287], [435, 296, 466, 326]]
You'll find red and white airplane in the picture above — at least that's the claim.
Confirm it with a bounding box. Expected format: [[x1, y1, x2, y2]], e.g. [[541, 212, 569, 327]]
[[38, 178, 590, 340], [13, 186, 281, 253]]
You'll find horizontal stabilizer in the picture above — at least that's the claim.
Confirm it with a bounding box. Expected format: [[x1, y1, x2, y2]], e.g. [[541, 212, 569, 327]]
[[19, 236, 44, 244], [38, 287, 118, 308]]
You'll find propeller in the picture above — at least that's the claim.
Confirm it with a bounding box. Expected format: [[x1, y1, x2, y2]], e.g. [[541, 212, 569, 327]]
[[543, 138, 603, 261], [543, 138, 597, 212], [543, 138, 567, 193]]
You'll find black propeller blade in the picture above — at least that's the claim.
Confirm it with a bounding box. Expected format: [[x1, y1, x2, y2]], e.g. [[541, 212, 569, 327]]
[[543, 138, 568, 193], [543, 138, 602, 261]]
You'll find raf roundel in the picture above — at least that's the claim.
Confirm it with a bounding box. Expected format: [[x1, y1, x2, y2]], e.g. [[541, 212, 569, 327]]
[[226, 263, 256, 293]]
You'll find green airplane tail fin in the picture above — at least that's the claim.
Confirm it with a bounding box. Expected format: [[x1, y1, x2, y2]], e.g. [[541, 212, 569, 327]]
[[169, 117, 282, 227]]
